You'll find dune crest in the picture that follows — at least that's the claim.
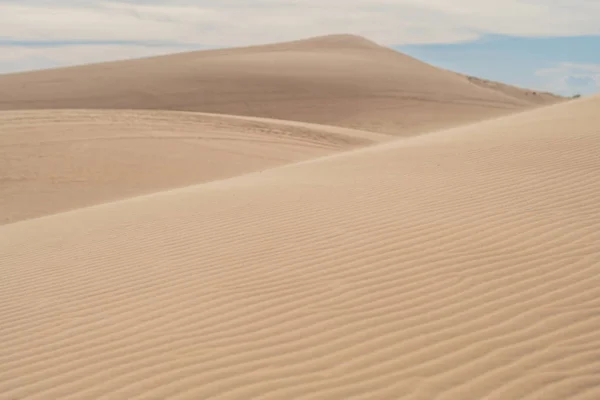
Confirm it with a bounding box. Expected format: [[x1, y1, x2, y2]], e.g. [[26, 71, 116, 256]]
[[1, 35, 567, 225], [0, 34, 564, 135], [276, 34, 384, 50], [1, 94, 598, 399], [0, 109, 387, 225]]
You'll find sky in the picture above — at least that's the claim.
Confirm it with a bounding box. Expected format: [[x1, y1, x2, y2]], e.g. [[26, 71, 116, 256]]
[[1, 0, 599, 96], [399, 35, 600, 96]]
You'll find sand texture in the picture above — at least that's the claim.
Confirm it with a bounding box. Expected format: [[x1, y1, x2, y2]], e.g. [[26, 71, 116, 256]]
[[0, 109, 386, 224], [0, 35, 563, 135], [1, 35, 598, 399], [1, 92, 599, 399]]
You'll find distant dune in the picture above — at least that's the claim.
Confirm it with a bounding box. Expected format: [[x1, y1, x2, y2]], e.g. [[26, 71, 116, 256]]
[[0, 109, 386, 224], [1, 35, 565, 224], [1, 88, 598, 399], [0, 34, 563, 135]]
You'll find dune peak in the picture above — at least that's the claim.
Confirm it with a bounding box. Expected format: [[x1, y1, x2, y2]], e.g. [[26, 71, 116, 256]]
[[294, 34, 382, 49], [0, 33, 563, 137]]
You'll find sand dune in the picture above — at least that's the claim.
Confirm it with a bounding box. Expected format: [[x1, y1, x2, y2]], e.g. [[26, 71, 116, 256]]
[[0, 35, 566, 225], [1, 94, 599, 399], [462, 74, 562, 106], [0, 35, 563, 135], [0, 109, 386, 224]]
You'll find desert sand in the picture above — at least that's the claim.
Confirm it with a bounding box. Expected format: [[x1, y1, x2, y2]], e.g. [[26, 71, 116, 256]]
[[0, 35, 562, 135], [0, 35, 563, 225], [1, 35, 599, 399], [0, 109, 387, 224]]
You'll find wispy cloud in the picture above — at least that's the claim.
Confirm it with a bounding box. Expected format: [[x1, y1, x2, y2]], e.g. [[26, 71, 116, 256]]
[[2, 0, 600, 47], [1, 1, 600, 74], [536, 63, 600, 96]]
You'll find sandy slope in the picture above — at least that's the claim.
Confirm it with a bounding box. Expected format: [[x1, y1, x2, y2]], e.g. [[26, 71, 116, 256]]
[[0, 35, 563, 135], [1, 95, 599, 399], [0, 109, 386, 224], [1, 34, 565, 225]]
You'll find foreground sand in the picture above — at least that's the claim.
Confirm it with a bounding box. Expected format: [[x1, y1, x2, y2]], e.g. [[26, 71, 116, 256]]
[[0, 35, 563, 135], [0, 109, 386, 224], [1, 94, 599, 399]]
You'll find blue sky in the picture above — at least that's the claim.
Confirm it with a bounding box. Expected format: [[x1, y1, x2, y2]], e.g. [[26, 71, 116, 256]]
[[1, 1, 599, 96], [399, 35, 600, 96]]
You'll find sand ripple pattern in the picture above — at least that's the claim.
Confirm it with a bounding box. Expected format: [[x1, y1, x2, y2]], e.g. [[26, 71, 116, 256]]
[[1, 97, 600, 399]]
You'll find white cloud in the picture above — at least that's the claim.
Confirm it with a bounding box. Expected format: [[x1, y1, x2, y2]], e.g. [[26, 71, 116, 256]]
[[1, 0, 599, 74], [536, 63, 600, 96], [2, 0, 600, 47]]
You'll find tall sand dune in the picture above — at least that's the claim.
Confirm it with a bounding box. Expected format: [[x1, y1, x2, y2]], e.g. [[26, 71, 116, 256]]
[[0, 34, 564, 135], [0, 109, 386, 224], [1, 95, 598, 399]]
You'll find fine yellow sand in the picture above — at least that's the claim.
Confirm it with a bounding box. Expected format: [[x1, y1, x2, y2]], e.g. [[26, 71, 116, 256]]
[[1, 35, 599, 399], [0, 109, 387, 224], [0, 35, 562, 135]]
